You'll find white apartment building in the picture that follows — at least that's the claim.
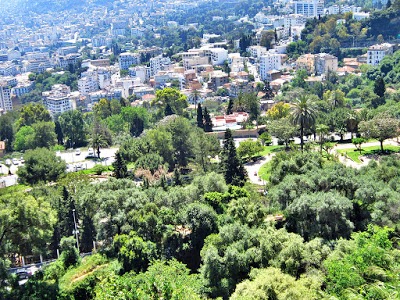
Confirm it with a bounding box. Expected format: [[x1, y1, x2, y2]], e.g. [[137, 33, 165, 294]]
[[0, 62, 18, 76], [293, 0, 324, 18], [149, 56, 172, 77], [0, 81, 12, 112], [89, 89, 123, 104], [209, 48, 228, 65], [42, 84, 74, 116], [129, 66, 150, 82], [78, 75, 99, 95], [367, 43, 394, 66], [259, 51, 282, 81], [249, 46, 268, 59], [119, 52, 140, 70], [98, 70, 112, 89]]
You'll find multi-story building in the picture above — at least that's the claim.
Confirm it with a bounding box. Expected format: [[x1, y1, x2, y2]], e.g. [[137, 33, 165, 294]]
[[23, 58, 52, 73], [55, 53, 81, 69], [293, 0, 324, 18], [296, 53, 316, 74], [0, 62, 18, 76], [0, 81, 12, 112], [129, 66, 150, 83], [88, 88, 123, 104], [315, 53, 338, 75], [367, 43, 394, 66], [259, 51, 282, 81], [209, 48, 228, 65], [12, 79, 34, 97], [248, 46, 268, 60], [149, 56, 172, 77], [78, 75, 99, 95], [183, 56, 209, 71], [119, 52, 140, 70], [207, 71, 229, 91], [42, 84, 74, 116]]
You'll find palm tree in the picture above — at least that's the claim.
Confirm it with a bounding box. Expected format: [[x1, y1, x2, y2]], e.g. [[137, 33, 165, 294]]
[[315, 124, 329, 153], [91, 121, 112, 159], [291, 95, 318, 151]]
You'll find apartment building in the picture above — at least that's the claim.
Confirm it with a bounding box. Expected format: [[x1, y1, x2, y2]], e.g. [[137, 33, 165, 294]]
[[119, 52, 140, 70], [0, 81, 12, 112], [42, 84, 74, 116], [259, 51, 282, 81], [293, 0, 324, 18], [367, 43, 394, 66], [78, 75, 99, 95], [149, 56, 172, 77], [207, 71, 229, 91], [296, 53, 316, 74], [315, 53, 338, 75]]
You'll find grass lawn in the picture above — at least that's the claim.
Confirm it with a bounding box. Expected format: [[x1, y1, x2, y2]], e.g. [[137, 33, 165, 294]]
[[258, 161, 273, 181], [257, 145, 284, 156], [337, 145, 400, 163], [59, 254, 110, 291]]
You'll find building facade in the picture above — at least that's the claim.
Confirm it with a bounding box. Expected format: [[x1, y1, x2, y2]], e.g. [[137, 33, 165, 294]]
[[0, 82, 12, 112], [367, 43, 394, 66]]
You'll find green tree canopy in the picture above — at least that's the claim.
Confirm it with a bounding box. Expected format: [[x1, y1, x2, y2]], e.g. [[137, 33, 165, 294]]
[[17, 103, 51, 128], [17, 148, 66, 184], [152, 87, 188, 118], [359, 112, 400, 152]]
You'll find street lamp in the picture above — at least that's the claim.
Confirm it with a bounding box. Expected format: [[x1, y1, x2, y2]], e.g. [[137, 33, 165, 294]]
[[72, 209, 80, 253]]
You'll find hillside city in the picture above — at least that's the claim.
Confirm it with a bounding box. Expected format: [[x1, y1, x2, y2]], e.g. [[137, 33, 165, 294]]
[[1, 0, 400, 299]]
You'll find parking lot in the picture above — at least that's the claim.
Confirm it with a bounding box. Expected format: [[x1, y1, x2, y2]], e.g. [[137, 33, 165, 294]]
[[0, 147, 118, 188]]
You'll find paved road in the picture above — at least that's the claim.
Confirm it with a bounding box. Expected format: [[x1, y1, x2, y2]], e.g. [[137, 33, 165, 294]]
[[244, 154, 275, 185]]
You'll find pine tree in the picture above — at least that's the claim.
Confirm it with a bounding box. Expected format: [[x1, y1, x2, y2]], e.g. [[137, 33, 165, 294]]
[[203, 107, 213, 132], [220, 129, 247, 186], [112, 152, 128, 179], [197, 103, 204, 129], [227, 98, 234, 115]]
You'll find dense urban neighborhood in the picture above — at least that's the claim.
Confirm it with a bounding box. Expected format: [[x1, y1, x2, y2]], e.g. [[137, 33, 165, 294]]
[[1, 0, 400, 299]]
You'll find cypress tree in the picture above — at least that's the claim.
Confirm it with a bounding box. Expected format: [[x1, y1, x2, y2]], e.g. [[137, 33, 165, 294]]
[[220, 129, 247, 186], [374, 76, 385, 98], [203, 107, 213, 132], [227, 98, 234, 115], [113, 152, 128, 179], [55, 120, 64, 145], [197, 103, 204, 129]]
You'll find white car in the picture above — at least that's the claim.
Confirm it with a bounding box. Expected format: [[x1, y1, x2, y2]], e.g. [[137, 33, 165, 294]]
[[75, 149, 81, 155], [5, 159, 11, 166], [87, 148, 94, 157], [12, 158, 19, 165]]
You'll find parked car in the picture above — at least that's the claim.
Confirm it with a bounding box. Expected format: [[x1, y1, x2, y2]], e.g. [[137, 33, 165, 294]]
[[12, 158, 19, 165], [16, 269, 29, 280], [20, 157, 25, 164], [87, 148, 94, 157], [5, 159, 11, 166], [75, 149, 81, 155]]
